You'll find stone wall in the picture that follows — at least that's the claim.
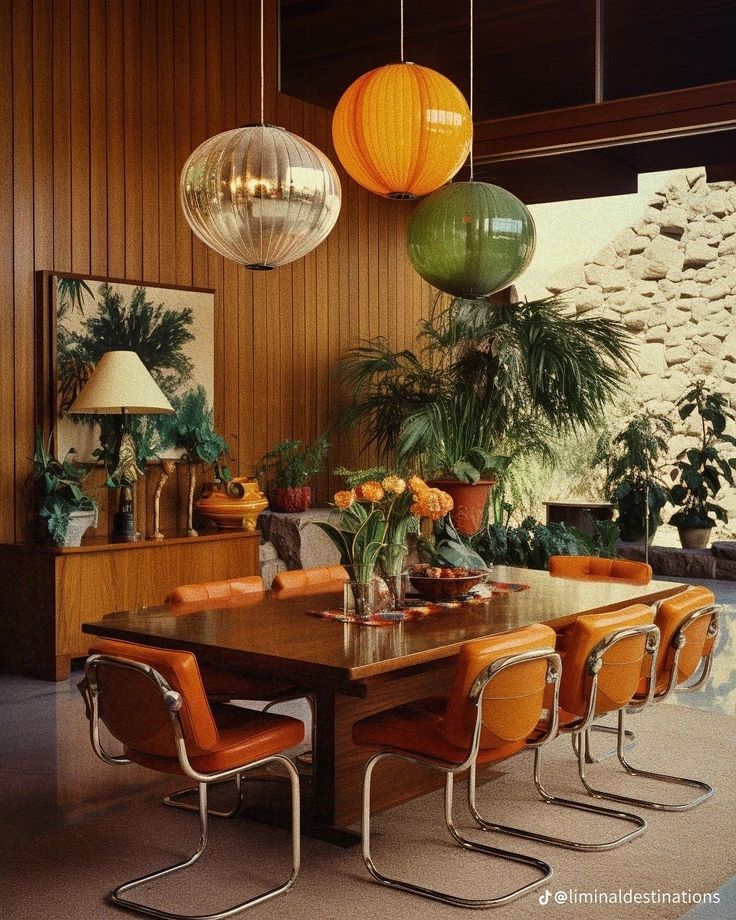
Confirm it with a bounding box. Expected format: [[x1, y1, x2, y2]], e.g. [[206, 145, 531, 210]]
[[545, 167, 736, 532]]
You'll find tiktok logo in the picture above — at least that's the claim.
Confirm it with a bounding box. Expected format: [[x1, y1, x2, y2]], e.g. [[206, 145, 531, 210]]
[[539, 890, 551, 905]]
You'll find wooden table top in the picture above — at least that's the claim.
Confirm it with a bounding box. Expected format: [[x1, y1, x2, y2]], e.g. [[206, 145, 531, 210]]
[[82, 566, 684, 689]]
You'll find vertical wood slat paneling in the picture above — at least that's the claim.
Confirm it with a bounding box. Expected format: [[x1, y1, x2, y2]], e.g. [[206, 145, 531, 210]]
[[69, 0, 90, 276], [3, 0, 433, 542], [13, 0, 35, 541], [0, 0, 15, 541]]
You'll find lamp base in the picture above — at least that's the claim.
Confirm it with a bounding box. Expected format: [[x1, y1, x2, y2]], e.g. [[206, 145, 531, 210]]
[[111, 483, 138, 543]]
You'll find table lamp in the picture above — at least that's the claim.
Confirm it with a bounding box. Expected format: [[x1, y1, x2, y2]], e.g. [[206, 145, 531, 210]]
[[68, 350, 174, 542]]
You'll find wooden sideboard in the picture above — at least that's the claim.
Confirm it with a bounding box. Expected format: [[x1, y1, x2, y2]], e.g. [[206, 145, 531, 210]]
[[0, 530, 260, 681]]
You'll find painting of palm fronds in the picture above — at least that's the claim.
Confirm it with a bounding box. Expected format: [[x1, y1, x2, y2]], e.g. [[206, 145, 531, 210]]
[[50, 274, 214, 463]]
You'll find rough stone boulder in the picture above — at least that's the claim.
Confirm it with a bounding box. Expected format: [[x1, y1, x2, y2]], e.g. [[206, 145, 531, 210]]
[[258, 508, 342, 572]]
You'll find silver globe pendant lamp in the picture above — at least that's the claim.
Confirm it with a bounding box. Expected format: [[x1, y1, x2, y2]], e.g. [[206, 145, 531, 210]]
[[406, 0, 536, 298], [180, 0, 341, 270]]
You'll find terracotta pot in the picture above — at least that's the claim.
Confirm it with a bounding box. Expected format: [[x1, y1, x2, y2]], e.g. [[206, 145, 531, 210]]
[[194, 478, 268, 531], [427, 479, 494, 536], [269, 485, 312, 513], [677, 526, 712, 550]]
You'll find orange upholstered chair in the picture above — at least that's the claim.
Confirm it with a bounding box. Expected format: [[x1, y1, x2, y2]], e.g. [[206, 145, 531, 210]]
[[583, 585, 719, 811], [463, 608, 655, 855], [271, 565, 349, 598], [352, 624, 562, 907], [164, 576, 302, 706], [79, 638, 302, 919], [163, 576, 307, 815], [549, 555, 652, 585], [166, 575, 266, 609]]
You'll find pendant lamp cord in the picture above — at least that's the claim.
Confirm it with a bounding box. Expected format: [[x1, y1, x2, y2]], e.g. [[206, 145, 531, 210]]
[[469, 0, 474, 180], [259, 0, 265, 124], [400, 0, 404, 62]]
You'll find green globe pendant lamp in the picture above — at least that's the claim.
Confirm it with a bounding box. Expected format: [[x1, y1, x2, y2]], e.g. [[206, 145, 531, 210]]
[[406, 180, 536, 298]]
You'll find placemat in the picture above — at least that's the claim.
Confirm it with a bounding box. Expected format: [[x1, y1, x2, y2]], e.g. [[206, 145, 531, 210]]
[[308, 580, 531, 627]]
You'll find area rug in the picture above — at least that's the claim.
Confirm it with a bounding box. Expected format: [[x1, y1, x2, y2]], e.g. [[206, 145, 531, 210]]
[[1, 700, 734, 920]]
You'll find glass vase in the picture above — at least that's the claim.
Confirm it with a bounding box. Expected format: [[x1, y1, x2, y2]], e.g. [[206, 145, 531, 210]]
[[343, 578, 378, 621], [380, 543, 408, 610]]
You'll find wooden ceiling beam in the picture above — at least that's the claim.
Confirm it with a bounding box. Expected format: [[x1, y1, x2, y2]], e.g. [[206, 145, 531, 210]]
[[473, 80, 736, 163]]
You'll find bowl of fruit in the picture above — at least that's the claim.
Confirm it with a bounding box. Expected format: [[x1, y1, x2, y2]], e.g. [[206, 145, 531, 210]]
[[407, 564, 491, 600]]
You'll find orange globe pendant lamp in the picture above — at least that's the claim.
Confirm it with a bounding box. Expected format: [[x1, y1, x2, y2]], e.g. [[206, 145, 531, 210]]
[[332, 4, 471, 199], [333, 63, 471, 200]]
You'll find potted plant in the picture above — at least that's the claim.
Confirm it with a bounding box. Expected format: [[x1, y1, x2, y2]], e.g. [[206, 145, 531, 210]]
[[159, 386, 229, 536], [259, 434, 329, 512], [597, 413, 672, 543], [32, 428, 98, 546], [339, 294, 634, 535], [669, 381, 736, 549]]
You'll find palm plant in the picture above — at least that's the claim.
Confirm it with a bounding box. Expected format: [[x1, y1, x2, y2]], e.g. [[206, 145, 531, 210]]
[[339, 293, 635, 487], [58, 283, 195, 412]]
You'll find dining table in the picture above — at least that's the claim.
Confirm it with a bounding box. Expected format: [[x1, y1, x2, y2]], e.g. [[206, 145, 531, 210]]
[[82, 565, 684, 844]]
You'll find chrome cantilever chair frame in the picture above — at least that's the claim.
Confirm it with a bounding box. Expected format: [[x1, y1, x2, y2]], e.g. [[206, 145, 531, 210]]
[[583, 587, 691, 764], [469, 622, 658, 851], [580, 604, 719, 812], [82, 654, 301, 920], [362, 647, 561, 908], [164, 689, 316, 820]]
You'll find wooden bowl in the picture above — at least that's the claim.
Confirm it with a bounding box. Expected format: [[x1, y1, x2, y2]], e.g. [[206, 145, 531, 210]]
[[408, 572, 489, 600]]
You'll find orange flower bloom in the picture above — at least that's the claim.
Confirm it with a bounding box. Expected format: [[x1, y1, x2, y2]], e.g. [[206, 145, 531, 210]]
[[410, 487, 453, 521], [382, 474, 406, 495], [355, 480, 385, 502], [333, 489, 355, 509], [408, 474, 427, 494]]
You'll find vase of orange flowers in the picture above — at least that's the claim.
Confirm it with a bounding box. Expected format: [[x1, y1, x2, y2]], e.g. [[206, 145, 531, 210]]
[[316, 473, 453, 614]]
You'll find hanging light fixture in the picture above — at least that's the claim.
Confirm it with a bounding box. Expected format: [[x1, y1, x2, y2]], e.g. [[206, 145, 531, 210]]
[[180, 1, 341, 270], [332, 1, 472, 199], [406, 0, 536, 297]]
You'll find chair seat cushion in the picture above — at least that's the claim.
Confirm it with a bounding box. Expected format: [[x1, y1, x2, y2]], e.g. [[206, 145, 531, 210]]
[[353, 696, 525, 766], [126, 704, 305, 776], [199, 665, 303, 702]]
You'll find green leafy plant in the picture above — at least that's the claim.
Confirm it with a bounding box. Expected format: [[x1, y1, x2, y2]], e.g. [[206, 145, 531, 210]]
[[597, 413, 673, 542], [259, 434, 329, 489], [339, 294, 634, 487], [159, 386, 229, 465], [32, 428, 97, 545], [669, 381, 736, 529], [422, 508, 618, 571], [313, 500, 387, 583]]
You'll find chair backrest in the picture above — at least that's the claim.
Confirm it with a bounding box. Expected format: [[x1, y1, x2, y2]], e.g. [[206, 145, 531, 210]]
[[549, 555, 652, 585], [559, 604, 656, 718], [165, 576, 265, 610], [654, 585, 717, 687], [442, 624, 557, 751], [86, 638, 219, 758], [271, 565, 349, 598]]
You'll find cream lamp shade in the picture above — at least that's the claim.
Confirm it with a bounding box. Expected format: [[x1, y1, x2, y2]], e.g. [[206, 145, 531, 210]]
[[68, 351, 174, 415]]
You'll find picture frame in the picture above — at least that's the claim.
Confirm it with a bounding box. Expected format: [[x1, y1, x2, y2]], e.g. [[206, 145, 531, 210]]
[[35, 271, 215, 464]]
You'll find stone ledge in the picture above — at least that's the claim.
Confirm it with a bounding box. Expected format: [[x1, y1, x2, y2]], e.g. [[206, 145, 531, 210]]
[[617, 542, 718, 579]]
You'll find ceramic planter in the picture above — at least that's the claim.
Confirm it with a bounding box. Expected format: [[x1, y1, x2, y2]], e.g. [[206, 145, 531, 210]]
[[677, 526, 712, 550], [427, 479, 494, 535], [269, 485, 312, 513], [61, 508, 97, 547], [194, 478, 268, 531]]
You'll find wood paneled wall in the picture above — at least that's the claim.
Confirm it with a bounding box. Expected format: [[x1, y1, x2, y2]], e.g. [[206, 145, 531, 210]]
[[1, 0, 434, 542]]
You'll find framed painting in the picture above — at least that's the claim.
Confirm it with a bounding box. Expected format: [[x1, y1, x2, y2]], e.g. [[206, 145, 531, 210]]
[[36, 272, 215, 464]]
